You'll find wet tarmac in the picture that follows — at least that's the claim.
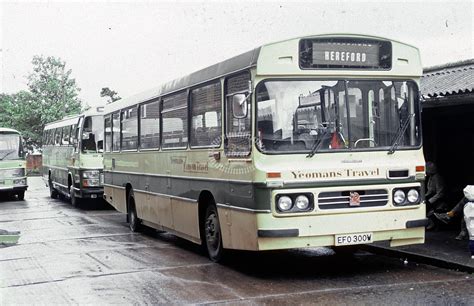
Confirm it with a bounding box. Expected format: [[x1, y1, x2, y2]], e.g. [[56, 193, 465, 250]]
[[1, 177, 473, 304]]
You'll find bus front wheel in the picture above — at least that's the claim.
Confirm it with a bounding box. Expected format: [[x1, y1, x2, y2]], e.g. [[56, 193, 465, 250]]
[[49, 178, 58, 199], [127, 191, 142, 232], [69, 185, 80, 207], [204, 205, 224, 262]]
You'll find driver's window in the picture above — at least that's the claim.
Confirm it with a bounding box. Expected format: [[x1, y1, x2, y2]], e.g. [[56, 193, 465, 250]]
[[225, 72, 251, 157]]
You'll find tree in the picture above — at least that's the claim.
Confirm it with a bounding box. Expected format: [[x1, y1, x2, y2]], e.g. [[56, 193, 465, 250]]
[[0, 56, 82, 151], [0, 94, 15, 127], [100, 87, 121, 103]]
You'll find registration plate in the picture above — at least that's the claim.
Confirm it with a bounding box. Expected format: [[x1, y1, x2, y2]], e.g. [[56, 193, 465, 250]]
[[91, 194, 97, 199], [335, 232, 373, 246]]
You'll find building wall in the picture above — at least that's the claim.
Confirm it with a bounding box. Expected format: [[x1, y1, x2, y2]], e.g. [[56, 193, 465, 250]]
[[26, 154, 42, 176]]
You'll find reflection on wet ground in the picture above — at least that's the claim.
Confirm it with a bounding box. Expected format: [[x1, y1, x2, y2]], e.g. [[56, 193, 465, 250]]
[[1, 177, 473, 304]]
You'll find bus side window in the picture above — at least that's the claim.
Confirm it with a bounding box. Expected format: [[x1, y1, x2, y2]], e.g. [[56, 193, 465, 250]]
[[55, 128, 62, 145], [190, 81, 221, 148], [162, 91, 188, 149], [225, 72, 251, 157], [62, 126, 71, 146], [104, 115, 112, 152], [121, 107, 138, 150], [112, 112, 121, 152], [47, 130, 53, 145], [139, 101, 160, 149], [69, 124, 76, 150]]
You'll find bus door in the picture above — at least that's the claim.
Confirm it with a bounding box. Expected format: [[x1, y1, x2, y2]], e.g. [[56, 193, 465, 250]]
[[222, 73, 253, 205], [72, 116, 83, 169]]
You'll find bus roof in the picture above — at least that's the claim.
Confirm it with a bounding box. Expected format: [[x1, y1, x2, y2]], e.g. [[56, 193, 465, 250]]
[[44, 106, 105, 130], [105, 33, 421, 115], [0, 128, 20, 134]]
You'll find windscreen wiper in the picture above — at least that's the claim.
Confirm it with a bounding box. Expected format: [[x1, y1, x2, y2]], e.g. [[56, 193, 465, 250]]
[[306, 129, 330, 158], [0, 150, 16, 161], [388, 114, 415, 155]]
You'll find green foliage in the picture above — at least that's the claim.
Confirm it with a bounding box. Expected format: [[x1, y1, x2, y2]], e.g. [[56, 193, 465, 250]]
[[0, 55, 82, 151], [0, 94, 14, 127], [100, 87, 121, 103]]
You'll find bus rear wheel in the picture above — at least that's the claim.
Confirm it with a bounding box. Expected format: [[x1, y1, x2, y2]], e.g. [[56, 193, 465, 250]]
[[204, 205, 224, 262], [127, 191, 142, 232]]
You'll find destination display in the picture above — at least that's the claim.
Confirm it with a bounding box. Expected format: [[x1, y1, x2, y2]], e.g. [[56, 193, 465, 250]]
[[299, 38, 392, 69]]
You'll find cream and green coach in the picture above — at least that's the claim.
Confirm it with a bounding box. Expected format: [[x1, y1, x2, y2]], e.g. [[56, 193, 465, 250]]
[[0, 128, 27, 200], [42, 108, 105, 206], [103, 34, 426, 261]]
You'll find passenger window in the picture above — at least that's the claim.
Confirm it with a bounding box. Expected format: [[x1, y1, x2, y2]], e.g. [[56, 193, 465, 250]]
[[62, 126, 71, 146], [112, 112, 120, 151], [162, 91, 188, 149], [140, 100, 160, 149], [55, 128, 62, 145], [121, 107, 138, 150], [70, 124, 77, 145], [47, 130, 52, 145], [225, 72, 251, 157], [190, 82, 221, 148], [104, 115, 112, 153]]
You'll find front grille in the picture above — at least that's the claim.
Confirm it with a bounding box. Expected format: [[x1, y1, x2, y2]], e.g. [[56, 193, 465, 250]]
[[0, 168, 25, 178], [318, 189, 388, 209]]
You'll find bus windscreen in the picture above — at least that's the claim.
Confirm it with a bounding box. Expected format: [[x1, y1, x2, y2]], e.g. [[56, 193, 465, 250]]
[[0, 133, 20, 160], [82, 116, 104, 153], [256, 79, 420, 154]]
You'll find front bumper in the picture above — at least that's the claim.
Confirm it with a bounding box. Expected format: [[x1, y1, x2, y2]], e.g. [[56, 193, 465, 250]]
[[72, 187, 104, 199], [256, 206, 426, 250], [218, 182, 426, 251]]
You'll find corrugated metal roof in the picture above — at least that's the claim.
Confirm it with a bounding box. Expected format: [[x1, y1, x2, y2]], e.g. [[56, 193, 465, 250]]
[[421, 59, 474, 98]]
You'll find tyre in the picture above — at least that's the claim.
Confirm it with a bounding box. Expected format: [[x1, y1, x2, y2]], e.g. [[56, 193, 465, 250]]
[[127, 190, 142, 232], [69, 185, 80, 207], [16, 191, 25, 201], [203, 205, 224, 262], [49, 178, 58, 199]]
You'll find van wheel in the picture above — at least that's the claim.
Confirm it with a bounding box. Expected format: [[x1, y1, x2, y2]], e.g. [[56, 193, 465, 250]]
[[17, 191, 25, 201], [49, 178, 58, 199], [204, 205, 224, 262], [69, 185, 80, 207], [127, 191, 142, 232]]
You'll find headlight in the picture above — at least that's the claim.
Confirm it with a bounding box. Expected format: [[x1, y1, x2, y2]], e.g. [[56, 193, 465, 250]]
[[393, 190, 406, 205], [407, 189, 420, 203], [277, 196, 293, 211], [295, 195, 310, 210], [13, 178, 26, 185], [82, 170, 100, 179]]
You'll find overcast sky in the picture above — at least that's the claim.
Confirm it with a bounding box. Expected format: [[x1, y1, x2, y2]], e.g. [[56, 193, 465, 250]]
[[1, 0, 472, 107]]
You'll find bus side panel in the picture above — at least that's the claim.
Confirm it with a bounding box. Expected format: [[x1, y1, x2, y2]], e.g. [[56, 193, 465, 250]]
[[134, 191, 173, 229], [134, 191, 148, 218], [154, 194, 173, 229], [115, 187, 127, 213], [217, 207, 259, 251], [171, 198, 200, 241], [104, 185, 126, 213]]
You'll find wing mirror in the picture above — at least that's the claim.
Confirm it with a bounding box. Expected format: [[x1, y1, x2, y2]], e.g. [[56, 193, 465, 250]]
[[230, 93, 249, 119]]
